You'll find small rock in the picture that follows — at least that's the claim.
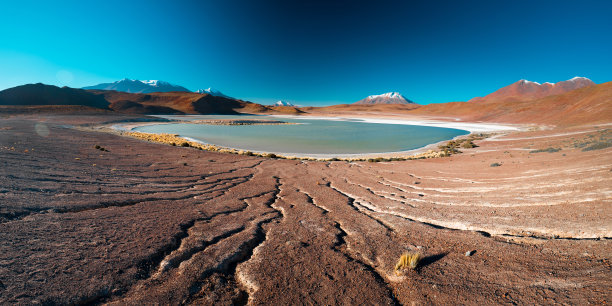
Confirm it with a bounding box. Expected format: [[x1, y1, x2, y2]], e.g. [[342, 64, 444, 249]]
[[465, 250, 476, 256]]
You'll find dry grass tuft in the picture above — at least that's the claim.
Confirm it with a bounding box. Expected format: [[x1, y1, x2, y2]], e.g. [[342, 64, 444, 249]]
[[395, 252, 421, 275]]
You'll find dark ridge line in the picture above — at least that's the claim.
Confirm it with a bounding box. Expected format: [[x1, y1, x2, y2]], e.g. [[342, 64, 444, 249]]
[[90, 196, 261, 304], [84, 217, 207, 305], [327, 183, 395, 233], [184, 216, 280, 305], [296, 188, 330, 214], [0, 173, 254, 224], [345, 178, 417, 208], [230, 177, 286, 305], [158, 225, 246, 274], [330, 221, 400, 306], [187, 198, 283, 305]]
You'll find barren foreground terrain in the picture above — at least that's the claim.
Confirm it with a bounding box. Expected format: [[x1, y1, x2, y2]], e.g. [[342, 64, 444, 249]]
[[1, 115, 610, 305]]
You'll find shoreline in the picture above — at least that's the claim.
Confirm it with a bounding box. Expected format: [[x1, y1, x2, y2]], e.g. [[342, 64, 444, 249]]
[[107, 113, 530, 159]]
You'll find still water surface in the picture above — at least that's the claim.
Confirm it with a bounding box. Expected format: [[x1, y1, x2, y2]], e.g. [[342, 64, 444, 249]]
[[134, 115, 469, 155]]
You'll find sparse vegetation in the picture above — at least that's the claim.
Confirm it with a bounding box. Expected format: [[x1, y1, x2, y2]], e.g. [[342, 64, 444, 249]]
[[93, 144, 108, 152], [438, 135, 485, 156], [581, 141, 611, 151], [529, 147, 561, 153], [461, 140, 476, 148], [395, 252, 421, 275]]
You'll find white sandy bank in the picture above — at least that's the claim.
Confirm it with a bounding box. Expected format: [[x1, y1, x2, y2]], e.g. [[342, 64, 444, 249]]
[[271, 115, 522, 133]]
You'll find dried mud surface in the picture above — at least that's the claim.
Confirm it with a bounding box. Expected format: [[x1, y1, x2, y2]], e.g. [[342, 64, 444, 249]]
[[0, 115, 610, 305]]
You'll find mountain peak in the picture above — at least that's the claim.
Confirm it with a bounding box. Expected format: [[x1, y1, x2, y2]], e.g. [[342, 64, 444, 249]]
[[355, 92, 415, 105], [273, 100, 294, 107], [195, 87, 232, 99], [470, 77, 595, 103]]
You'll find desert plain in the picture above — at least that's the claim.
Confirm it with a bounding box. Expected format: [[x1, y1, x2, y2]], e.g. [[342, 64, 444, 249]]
[[0, 108, 610, 305]]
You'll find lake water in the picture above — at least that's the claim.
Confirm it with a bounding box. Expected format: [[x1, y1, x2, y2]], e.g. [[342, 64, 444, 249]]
[[133, 115, 469, 155]]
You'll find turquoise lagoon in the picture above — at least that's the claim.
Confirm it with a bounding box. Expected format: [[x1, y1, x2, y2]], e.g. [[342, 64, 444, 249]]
[[133, 115, 469, 155]]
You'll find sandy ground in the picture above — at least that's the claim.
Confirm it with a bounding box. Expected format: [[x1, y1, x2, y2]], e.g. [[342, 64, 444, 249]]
[[0, 114, 610, 305]]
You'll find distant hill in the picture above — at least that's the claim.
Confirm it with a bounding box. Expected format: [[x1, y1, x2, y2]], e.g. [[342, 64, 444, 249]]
[[354, 92, 415, 105], [83, 79, 190, 93], [0, 83, 304, 115], [409, 81, 612, 126], [92, 90, 268, 114], [469, 77, 595, 103], [0, 83, 110, 109]]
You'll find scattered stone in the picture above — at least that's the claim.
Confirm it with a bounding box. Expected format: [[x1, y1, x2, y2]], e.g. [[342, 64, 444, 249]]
[[465, 250, 476, 256]]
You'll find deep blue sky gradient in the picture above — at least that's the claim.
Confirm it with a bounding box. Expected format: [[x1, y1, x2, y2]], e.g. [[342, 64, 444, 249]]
[[1, 0, 611, 105]]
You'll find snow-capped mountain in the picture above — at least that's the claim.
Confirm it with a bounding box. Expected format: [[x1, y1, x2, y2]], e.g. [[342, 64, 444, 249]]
[[83, 79, 190, 93], [272, 100, 294, 107], [354, 92, 415, 105], [469, 77, 595, 103], [195, 87, 232, 99]]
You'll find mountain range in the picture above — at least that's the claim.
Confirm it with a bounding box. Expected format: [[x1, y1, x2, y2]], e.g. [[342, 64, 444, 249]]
[[469, 77, 595, 103], [354, 92, 415, 105], [1, 77, 608, 126], [83, 79, 191, 93]]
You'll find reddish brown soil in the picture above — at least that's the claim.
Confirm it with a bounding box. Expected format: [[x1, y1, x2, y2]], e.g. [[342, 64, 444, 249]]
[[0, 115, 610, 305]]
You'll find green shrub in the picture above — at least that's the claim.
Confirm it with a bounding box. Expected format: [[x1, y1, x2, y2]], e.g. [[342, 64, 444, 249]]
[[530, 147, 561, 153], [582, 142, 611, 151], [462, 141, 475, 148]]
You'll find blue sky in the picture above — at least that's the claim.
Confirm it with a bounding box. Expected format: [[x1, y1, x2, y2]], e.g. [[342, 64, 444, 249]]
[[1, 0, 611, 105]]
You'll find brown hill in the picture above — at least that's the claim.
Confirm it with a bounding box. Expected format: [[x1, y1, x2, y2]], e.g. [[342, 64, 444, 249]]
[[469, 77, 595, 103], [91, 90, 305, 115], [0, 83, 110, 109], [108, 100, 184, 114], [0, 83, 293, 115], [408, 81, 612, 126], [268, 105, 305, 114], [306, 82, 612, 126]]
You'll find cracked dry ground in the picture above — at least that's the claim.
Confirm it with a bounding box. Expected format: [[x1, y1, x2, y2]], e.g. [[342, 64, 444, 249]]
[[1, 116, 611, 305]]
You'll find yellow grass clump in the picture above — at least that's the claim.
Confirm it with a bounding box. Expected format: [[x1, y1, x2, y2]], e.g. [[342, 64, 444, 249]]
[[394, 252, 421, 275]]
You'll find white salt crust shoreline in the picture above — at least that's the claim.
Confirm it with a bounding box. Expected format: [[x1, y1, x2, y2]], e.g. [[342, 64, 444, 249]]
[[270, 114, 523, 132]]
